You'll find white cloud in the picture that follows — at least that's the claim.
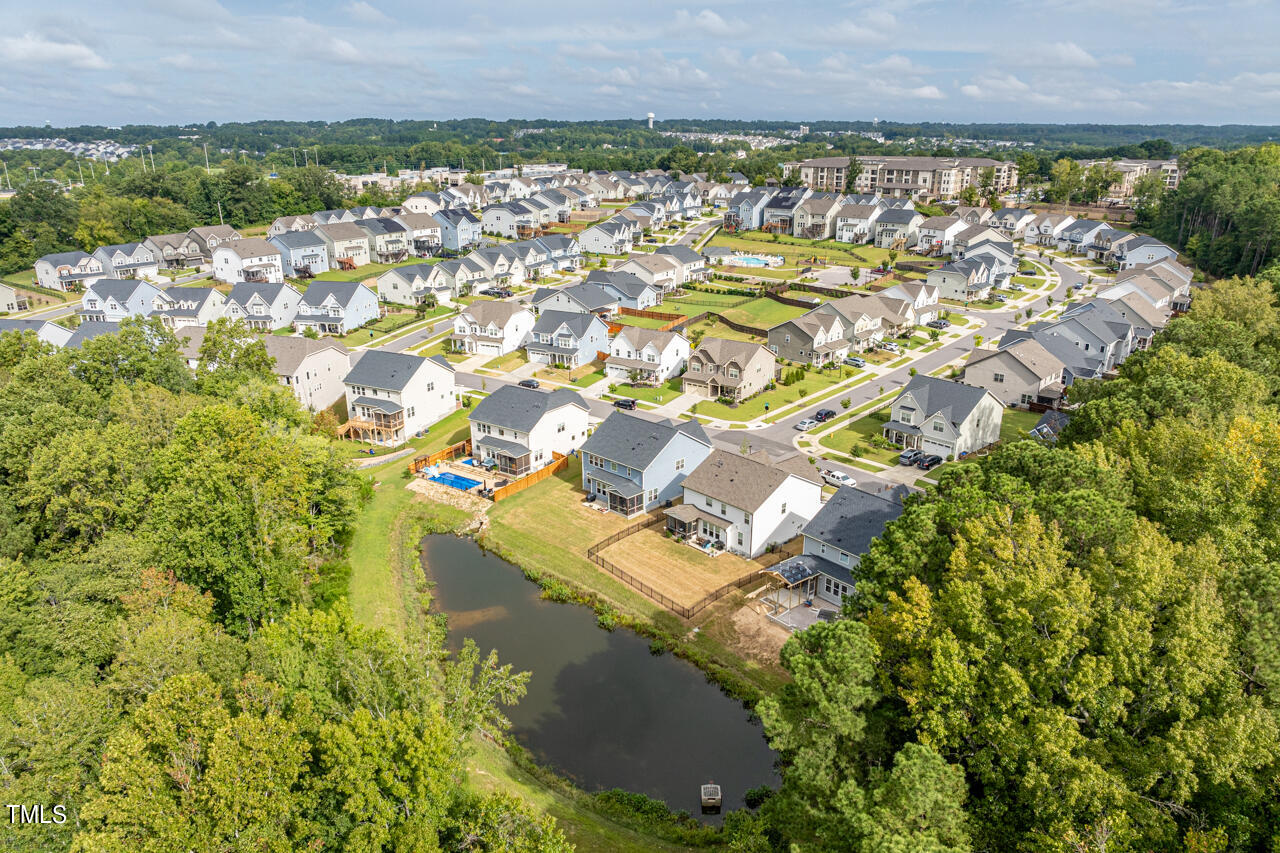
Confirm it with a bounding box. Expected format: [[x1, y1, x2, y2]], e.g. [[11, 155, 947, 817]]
[[672, 9, 745, 37], [104, 81, 142, 97], [346, 1, 391, 24], [0, 34, 108, 70], [909, 85, 944, 100], [159, 53, 199, 69]]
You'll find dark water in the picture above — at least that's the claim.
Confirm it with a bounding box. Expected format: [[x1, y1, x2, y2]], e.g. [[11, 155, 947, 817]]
[[421, 534, 780, 818]]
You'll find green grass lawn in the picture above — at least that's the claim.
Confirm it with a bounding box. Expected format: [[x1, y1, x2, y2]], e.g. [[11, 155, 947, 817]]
[[661, 291, 754, 310], [570, 368, 607, 387], [999, 408, 1043, 444], [694, 367, 853, 422], [315, 259, 429, 282], [708, 232, 933, 270], [338, 310, 423, 346], [616, 314, 672, 330], [483, 350, 530, 372], [715, 265, 796, 281], [818, 408, 901, 465], [684, 317, 763, 343], [780, 289, 830, 303], [609, 376, 684, 404], [719, 298, 809, 328], [2, 269, 37, 287], [1012, 275, 1044, 287]]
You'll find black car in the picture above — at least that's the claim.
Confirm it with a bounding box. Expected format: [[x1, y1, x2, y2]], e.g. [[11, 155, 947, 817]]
[[479, 288, 501, 296], [814, 409, 837, 422], [898, 448, 923, 466], [614, 398, 637, 410], [926, 319, 950, 329], [916, 454, 944, 470], [517, 378, 540, 389]]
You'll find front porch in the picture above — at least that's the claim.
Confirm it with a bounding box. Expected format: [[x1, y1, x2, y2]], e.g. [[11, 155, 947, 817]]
[[882, 421, 922, 450]]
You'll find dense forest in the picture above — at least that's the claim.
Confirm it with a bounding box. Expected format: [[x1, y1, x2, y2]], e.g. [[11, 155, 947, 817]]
[[0, 318, 561, 851], [741, 271, 1280, 852]]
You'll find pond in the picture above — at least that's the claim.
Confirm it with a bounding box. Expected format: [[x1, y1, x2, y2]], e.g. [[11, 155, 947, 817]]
[[422, 534, 780, 819]]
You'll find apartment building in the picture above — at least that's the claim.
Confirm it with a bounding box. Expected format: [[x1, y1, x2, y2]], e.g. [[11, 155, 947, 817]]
[[784, 156, 1018, 200]]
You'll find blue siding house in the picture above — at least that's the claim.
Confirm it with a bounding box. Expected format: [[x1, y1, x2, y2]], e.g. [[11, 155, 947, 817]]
[[579, 412, 713, 516], [293, 281, 380, 336], [269, 230, 331, 277], [432, 209, 483, 250], [525, 310, 610, 368]]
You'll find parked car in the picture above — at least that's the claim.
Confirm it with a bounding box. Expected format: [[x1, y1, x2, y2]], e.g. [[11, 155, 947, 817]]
[[996, 294, 1007, 302], [881, 341, 900, 353], [814, 409, 837, 423], [613, 398, 637, 410], [517, 378, 540, 389], [843, 356, 867, 368], [926, 319, 950, 330], [794, 418, 819, 431], [1072, 282, 1084, 290], [899, 448, 923, 466], [479, 287, 502, 296], [916, 454, 944, 470], [822, 470, 856, 488]]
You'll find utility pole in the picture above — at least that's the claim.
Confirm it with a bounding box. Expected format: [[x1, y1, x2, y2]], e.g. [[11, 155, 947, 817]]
[[149, 145, 156, 172], [203, 142, 210, 175], [291, 147, 297, 167], [76, 160, 84, 184], [2, 160, 10, 189], [216, 200, 224, 225], [88, 160, 95, 180]]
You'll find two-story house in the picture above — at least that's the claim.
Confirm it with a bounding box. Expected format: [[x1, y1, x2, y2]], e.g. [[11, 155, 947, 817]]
[[963, 338, 1066, 407], [266, 214, 318, 238], [79, 279, 164, 323], [580, 412, 713, 516], [834, 203, 882, 244], [188, 225, 242, 261], [211, 238, 284, 285], [991, 207, 1036, 239], [584, 270, 662, 311], [35, 251, 112, 292], [376, 263, 453, 307], [767, 311, 849, 366], [356, 217, 411, 263], [451, 300, 534, 356], [916, 216, 965, 256], [343, 350, 457, 446], [533, 283, 620, 318], [92, 242, 159, 280], [873, 208, 924, 249], [1056, 219, 1109, 255], [927, 258, 994, 303], [882, 375, 1003, 459], [177, 327, 351, 411], [315, 222, 373, 270], [664, 449, 822, 558], [432, 208, 483, 250], [606, 327, 690, 384], [616, 253, 683, 295], [468, 385, 591, 476], [579, 218, 635, 255], [269, 230, 331, 278], [682, 338, 777, 401], [144, 232, 205, 270], [393, 212, 443, 256], [525, 310, 611, 368], [150, 287, 227, 330], [293, 281, 380, 336], [1028, 212, 1076, 246], [653, 244, 707, 283], [222, 282, 302, 331]]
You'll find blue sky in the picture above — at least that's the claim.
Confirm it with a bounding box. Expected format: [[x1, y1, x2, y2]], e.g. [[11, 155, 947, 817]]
[[1, 0, 1276, 127]]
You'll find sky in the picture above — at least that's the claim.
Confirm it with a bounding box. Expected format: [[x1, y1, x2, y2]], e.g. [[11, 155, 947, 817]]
[[1, 0, 1277, 127]]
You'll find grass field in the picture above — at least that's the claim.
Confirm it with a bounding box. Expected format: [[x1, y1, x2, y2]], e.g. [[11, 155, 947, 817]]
[[337, 310, 433, 346], [661, 291, 754, 310], [610, 376, 685, 404], [707, 232, 932, 270], [818, 408, 900, 465], [695, 367, 852, 422], [684, 317, 763, 344], [719, 298, 809, 328], [483, 350, 530, 372], [999, 408, 1042, 444], [598, 528, 761, 607], [616, 314, 673, 330], [315, 259, 428, 283]]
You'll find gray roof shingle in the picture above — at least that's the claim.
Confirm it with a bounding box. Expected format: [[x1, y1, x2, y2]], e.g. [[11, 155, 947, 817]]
[[580, 412, 709, 470], [468, 385, 588, 431], [801, 485, 903, 555]]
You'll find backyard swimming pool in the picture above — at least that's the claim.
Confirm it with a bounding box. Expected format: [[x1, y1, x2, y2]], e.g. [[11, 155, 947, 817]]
[[429, 471, 482, 491], [732, 253, 783, 268]]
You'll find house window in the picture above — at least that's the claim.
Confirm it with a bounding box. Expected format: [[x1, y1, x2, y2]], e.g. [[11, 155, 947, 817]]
[[743, 512, 750, 524], [674, 458, 684, 471], [780, 502, 787, 514], [1021, 393, 1034, 405], [705, 495, 712, 508], [933, 421, 945, 433], [427, 382, 435, 392], [720, 502, 727, 516], [736, 531, 744, 546], [647, 489, 657, 503], [407, 407, 415, 417], [690, 362, 700, 372], [557, 422, 565, 433], [839, 552, 850, 565], [992, 372, 1005, 383]]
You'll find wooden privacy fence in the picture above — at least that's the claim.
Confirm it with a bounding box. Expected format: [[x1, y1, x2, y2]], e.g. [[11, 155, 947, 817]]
[[410, 438, 472, 474], [707, 313, 768, 338], [492, 452, 569, 502], [585, 515, 771, 619]]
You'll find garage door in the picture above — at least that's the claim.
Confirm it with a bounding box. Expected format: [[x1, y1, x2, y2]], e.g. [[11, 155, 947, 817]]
[[922, 438, 953, 457]]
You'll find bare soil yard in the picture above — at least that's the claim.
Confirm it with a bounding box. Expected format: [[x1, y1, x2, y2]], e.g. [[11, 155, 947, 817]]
[[598, 527, 763, 607]]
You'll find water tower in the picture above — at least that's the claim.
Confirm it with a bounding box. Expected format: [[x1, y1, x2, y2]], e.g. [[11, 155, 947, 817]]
[[647, 112, 655, 130]]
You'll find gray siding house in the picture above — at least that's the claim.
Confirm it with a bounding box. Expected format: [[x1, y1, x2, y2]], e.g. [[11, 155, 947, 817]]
[[883, 375, 1003, 459], [580, 412, 713, 516], [525, 310, 611, 368], [269, 230, 331, 277]]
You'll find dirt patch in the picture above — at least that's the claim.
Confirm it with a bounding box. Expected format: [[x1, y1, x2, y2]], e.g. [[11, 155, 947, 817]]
[[598, 527, 762, 607], [727, 606, 790, 667]]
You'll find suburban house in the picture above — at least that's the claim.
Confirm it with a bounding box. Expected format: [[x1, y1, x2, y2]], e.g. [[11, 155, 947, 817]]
[[963, 338, 1067, 407], [879, 281, 941, 324], [222, 282, 302, 331], [664, 449, 822, 558], [393, 212, 444, 256], [682, 338, 777, 401], [769, 486, 905, 607], [1093, 294, 1168, 349], [188, 225, 242, 260], [315, 222, 373, 269], [0, 319, 73, 348], [767, 311, 849, 366], [79, 279, 164, 323], [882, 375, 1003, 459], [432, 208, 483, 250], [468, 385, 591, 476], [376, 263, 453, 307], [928, 258, 994, 303], [451, 300, 534, 356], [579, 218, 634, 255], [533, 283, 620, 318], [810, 298, 885, 352], [951, 224, 1006, 257], [343, 350, 457, 446], [144, 232, 205, 269], [1028, 213, 1076, 245], [65, 321, 124, 349], [1106, 233, 1179, 270], [585, 270, 661, 310], [525, 310, 611, 368], [356, 218, 411, 263], [761, 187, 810, 233], [916, 216, 965, 256], [35, 251, 112, 292], [793, 196, 842, 239], [0, 283, 27, 314], [606, 327, 690, 383], [654, 244, 707, 283], [725, 189, 777, 232], [312, 209, 358, 225], [402, 192, 445, 215], [834, 203, 882, 244], [952, 205, 993, 226], [617, 253, 683, 294], [1057, 220, 1109, 255], [267, 214, 318, 238], [580, 413, 713, 516], [482, 201, 543, 239], [92, 242, 159, 280], [211, 238, 284, 285], [873, 208, 924, 249], [176, 327, 350, 411], [991, 208, 1037, 238], [963, 238, 1017, 287], [293, 281, 380, 336], [269, 230, 331, 278], [150, 287, 226, 330]]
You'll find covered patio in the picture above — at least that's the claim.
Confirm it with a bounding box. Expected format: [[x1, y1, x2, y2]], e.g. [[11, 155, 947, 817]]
[[664, 503, 734, 552], [585, 468, 646, 517], [757, 555, 845, 631], [474, 435, 533, 477]]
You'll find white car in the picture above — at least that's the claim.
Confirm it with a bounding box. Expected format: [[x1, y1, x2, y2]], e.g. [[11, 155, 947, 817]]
[[794, 418, 819, 431], [822, 470, 857, 488]]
